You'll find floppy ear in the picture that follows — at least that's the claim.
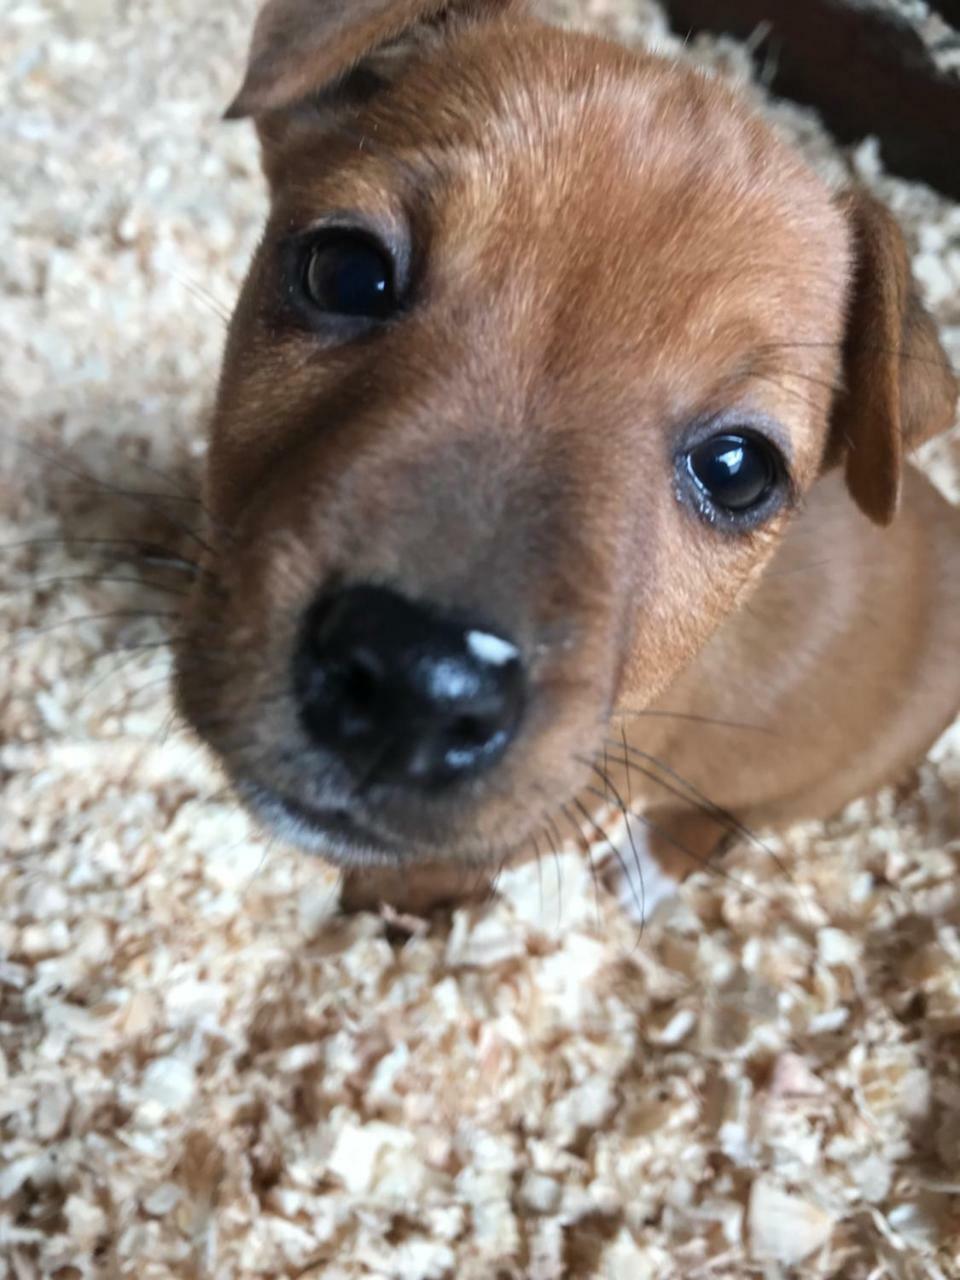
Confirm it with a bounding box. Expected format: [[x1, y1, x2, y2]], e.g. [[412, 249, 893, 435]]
[[226, 0, 521, 121], [828, 189, 957, 526]]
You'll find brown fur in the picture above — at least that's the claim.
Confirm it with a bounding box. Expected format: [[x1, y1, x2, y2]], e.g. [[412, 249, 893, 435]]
[[176, 0, 960, 914]]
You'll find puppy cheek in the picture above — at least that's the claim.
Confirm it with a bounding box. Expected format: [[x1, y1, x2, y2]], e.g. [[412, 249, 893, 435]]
[[482, 644, 621, 840], [173, 627, 292, 782], [173, 548, 308, 772], [618, 523, 784, 709]]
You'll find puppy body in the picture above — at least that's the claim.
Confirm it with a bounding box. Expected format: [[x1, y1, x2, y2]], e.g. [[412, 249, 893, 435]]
[[177, 1, 960, 916], [626, 467, 960, 878]]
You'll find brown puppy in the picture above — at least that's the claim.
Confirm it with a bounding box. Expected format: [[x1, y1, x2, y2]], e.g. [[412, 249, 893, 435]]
[[176, 0, 960, 919]]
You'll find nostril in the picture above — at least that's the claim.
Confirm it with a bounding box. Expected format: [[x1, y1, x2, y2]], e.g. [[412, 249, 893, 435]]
[[336, 650, 387, 738], [341, 652, 382, 711], [449, 713, 497, 750]]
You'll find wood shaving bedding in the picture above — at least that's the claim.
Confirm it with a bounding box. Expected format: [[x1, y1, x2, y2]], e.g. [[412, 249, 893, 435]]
[[1, 1, 959, 1276]]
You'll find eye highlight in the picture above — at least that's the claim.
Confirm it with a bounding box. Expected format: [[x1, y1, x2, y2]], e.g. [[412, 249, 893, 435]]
[[301, 232, 397, 320], [678, 425, 788, 527]]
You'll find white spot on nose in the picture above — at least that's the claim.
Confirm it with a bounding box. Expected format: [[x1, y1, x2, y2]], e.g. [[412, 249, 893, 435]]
[[426, 657, 476, 702], [466, 630, 518, 667]]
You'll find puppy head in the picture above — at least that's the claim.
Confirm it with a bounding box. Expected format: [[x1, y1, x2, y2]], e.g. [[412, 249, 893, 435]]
[[176, 0, 957, 868]]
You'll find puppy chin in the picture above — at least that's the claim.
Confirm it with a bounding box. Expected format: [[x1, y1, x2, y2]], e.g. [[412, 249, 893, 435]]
[[235, 779, 414, 869]]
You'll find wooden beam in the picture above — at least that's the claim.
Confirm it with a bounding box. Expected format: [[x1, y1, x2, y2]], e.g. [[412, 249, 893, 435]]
[[663, 0, 960, 200]]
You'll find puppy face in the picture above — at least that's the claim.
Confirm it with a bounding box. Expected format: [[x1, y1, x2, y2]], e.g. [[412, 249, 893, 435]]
[[176, 4, 953, 868]]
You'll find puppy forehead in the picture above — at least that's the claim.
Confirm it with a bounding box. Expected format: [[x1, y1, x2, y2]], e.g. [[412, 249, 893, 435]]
[[279, 30, 848, 329], [259, 28, 850, 454]]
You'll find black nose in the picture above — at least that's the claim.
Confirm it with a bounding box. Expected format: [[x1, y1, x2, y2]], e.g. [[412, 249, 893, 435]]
[[294, 585, 525, 790]]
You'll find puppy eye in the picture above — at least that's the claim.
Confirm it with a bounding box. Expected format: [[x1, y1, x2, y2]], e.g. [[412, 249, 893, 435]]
[[684, 432, 781, 515], [302, 233, 397, 319]]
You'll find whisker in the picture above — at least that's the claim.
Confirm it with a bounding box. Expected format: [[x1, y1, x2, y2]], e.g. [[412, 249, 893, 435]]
[[63, 484, 204, 507], [112, 449, 208, 508], [2, 573, 190, 599], [601, 741, 747, 848], [619, 723, 633, 806], [764, 366, 849, 398], [746, 370, 833, 416], [602, 740, 797, 888], [7, 438, 218, 558], [583, 752, 650, 916], [756, 339, 960, 378], [763, 558, 833, 580], [172, 271, 234, 327], [4, 610, 180, 655], [610, 707, 776, 735], [531, 830, 545, 920], [583, 783, 785, 909], [61, 637, 176, 680], [573, 792, 645, 932], [156, 703, 182, 747], [484, 850, 512, 905], [138, 551, 202, 574], [202, 784, 237, 807], [4, 638, 178, 715], [73, 643, 183, 707], [581, 757, 651, 933], [560, 803, 602, 926], [64, 446, 232, 542], [237, 830, 281, 903], [0, 536, 199, 573], [543, 814, 566, 923], [8, 422, 223, 536], [93, 671, 180, 723]]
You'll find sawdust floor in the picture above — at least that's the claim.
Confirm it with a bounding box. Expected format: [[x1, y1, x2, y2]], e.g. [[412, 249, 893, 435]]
[[2, 1, 960, 1276]]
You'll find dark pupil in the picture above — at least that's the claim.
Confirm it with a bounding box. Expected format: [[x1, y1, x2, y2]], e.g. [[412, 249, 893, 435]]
[[305, 238, 393, 317], [688, 434, 775, 512]]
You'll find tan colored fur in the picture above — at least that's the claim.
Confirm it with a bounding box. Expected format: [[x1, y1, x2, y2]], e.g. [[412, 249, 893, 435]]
[[176, 0, 960, 914]]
